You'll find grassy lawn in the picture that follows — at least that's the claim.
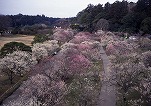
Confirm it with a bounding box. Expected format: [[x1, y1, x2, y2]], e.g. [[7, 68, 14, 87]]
[[0, 34, 34, 48]]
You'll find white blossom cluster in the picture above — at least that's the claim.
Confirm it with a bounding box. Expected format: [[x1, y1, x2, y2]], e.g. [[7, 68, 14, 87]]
[[0, 51, 35, 76], [106, 33, 151, 105], [142, 50, 151, 67], [99, 31, 115, 47], [4, 74, 67, 106], [32, 40, 59, 62]]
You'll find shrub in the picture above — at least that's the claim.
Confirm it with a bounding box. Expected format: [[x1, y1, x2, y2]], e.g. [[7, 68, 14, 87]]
[[0, 42, 31, 57], [32, 34, 49, 44]]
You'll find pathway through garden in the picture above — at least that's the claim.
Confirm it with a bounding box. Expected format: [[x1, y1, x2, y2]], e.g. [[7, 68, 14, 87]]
[[97, 46, 116, 106]]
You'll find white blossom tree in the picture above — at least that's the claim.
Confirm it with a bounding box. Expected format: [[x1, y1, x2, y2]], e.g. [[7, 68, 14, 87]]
[[0, 51, 35, 84], [102, 30, 151, 106], [142, 50, 151, 68], [4, 74, 67, 106], [32, 40, 60, 63]]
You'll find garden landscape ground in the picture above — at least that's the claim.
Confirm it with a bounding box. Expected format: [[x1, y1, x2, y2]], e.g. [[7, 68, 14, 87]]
[[1, 28, 151, 106], [0, 35, 34, 48]]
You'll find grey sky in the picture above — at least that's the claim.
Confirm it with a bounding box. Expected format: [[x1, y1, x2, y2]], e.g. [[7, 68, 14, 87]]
[[0, 0, 137, 18]]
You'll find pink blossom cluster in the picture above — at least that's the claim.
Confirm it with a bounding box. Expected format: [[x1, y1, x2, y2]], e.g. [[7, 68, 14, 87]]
[[60, 40, 102, 61], [95, 30, 115, 46], [3, 31, 102, 106], [52, 29, 74, 43], [106, 41, 134, 55], [69, 32, 93, 44], [64, 54, 91, 75]]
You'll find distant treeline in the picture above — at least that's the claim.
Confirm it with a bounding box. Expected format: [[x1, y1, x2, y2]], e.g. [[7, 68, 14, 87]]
[[0, 14, 60, 27], [10, 14, 60, 27], [73, 0, 151, 34], [0, 14, 60, 34], [0, 0, 151, 35]]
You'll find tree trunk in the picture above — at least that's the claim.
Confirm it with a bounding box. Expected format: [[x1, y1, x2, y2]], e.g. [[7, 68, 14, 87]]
[[123, 94, 127, 106], [9, 71, 13, 84]]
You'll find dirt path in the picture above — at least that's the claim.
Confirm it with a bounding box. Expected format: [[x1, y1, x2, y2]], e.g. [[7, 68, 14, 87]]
[[97, 46, 116, 106]]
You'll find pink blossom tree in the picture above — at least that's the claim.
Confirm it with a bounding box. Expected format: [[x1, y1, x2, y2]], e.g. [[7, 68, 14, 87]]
[[106, 41, 135, 55], [69, 32, 93, 44], [52, 29, 74, 44]]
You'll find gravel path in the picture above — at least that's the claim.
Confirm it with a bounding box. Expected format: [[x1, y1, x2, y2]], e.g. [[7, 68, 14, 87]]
[[97, 46, 116, 106]]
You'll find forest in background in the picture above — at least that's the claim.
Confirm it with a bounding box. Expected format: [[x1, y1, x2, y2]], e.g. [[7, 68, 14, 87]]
[[73, 0, 151, 34], [0, 0, 151, 35]]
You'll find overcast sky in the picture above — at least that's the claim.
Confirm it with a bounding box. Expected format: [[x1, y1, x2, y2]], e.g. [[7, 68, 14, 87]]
[[0, 0, 137, 18]]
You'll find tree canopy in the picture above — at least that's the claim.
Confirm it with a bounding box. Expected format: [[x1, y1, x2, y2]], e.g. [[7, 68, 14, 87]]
[[74, 0, 151, 34]]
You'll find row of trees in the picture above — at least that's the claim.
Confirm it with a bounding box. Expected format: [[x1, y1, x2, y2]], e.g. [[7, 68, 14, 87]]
[[74, 0, 151, 34], [2, 29, 103, 106], [97, 30, 151, 106]]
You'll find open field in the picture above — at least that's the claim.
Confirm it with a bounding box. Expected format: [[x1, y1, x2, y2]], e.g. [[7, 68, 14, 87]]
[[0, 35, 34, 48]]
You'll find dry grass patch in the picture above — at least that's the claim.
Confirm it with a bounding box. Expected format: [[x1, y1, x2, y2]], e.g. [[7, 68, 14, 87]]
[[0, 35, 34, 48]]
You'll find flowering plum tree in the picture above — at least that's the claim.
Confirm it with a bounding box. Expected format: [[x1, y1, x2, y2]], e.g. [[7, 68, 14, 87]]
[[69, 32, 93, 44], [3, 30, 103, 106], [60, 42, 77, 50], [32, 44, 48, 63], [4, 74, 67, 106], [32, 40, 60, 63], [142, 51, 151, 68], [106, 41, 135, 55], [52, 29, 74, 44], [109, 53, 150, 106], [77, 41, 102, 61], [0, 51, 35, 83]]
